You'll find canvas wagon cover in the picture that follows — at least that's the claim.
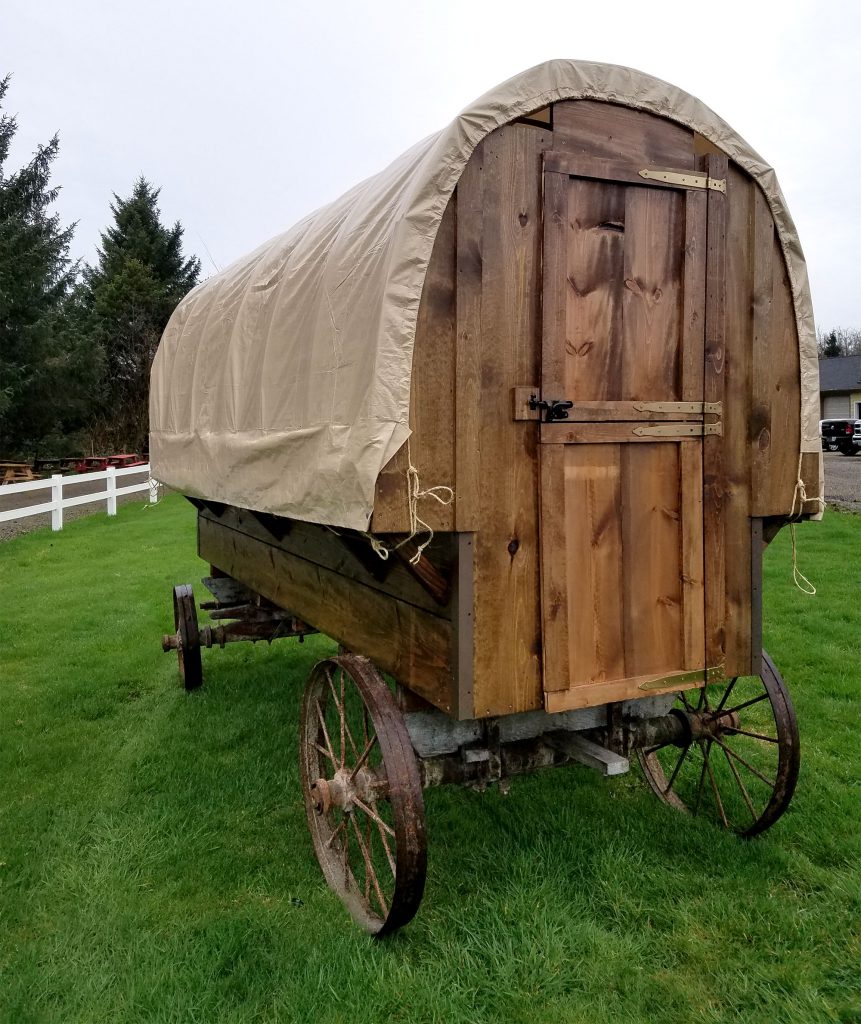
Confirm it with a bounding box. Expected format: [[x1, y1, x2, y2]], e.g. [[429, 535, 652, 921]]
[[150, 59, 819, 530]]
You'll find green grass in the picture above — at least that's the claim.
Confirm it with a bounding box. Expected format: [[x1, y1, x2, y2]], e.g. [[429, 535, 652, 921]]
[[1, 496, 859, 1023]]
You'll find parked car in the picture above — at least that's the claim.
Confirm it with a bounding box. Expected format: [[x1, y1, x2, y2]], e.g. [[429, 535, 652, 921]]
[[819, 419, 860, 455]]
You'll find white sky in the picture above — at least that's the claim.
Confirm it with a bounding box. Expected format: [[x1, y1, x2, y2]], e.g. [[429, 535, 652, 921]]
[[3, 0, 859, 329]]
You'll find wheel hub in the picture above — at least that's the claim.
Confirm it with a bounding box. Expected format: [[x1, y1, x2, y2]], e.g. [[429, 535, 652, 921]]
[[311, 766, 381, 814]]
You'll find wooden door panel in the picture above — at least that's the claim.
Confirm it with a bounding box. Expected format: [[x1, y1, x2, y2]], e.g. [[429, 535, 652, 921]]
[[562, 177, 690, 405], [551, 441, 704, 698], [539, 152, 721, 712]]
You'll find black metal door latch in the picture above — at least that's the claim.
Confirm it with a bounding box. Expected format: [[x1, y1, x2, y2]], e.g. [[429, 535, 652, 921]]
[[528, 394, 574, 422]]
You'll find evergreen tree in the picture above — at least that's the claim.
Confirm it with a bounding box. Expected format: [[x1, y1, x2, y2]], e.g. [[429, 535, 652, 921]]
[[820, 330, 841, 358], [0, 74, 77, 456], [82, 177, 200, 451]]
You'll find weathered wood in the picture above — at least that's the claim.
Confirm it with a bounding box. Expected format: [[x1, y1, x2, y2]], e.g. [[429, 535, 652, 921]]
[[541, 421, 717, 443], [545, 673, 704, 714], [372, 199, 457, 533], [472, 124, 548, 716], [722, 164, 753, 676], [679, 440, 706, 670], [199, 505, 454, 617], [450, 532, 475, 720], [454, 144, 484, 532], [702, 152, 728, 670], [551, 100, 697, 170], [198, 515, 456, 712]]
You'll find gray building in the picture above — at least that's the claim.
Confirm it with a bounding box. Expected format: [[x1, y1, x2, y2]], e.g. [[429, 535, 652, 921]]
[[819, 355, 861, 420]]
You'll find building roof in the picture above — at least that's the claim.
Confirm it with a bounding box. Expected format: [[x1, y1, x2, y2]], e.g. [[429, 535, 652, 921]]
[[819, 355, 861, 393]]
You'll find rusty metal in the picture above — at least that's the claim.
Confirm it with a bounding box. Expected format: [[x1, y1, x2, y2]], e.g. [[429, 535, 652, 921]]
[[636, 650, 800, 836], [172, 584, 202, 691], [163, 578, 317, 685], [299, 654, 427, 937]]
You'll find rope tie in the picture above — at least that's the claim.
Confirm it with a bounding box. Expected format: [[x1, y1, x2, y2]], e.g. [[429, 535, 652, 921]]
[[787, 454, 824, 596], [365, 442, 454, 565]]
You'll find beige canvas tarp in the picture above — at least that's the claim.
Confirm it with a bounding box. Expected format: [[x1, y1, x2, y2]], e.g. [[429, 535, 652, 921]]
[[150, 58, 819, 530]]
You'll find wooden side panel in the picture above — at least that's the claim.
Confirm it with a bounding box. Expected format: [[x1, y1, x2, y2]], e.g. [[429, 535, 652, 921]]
[[471, 124, 550, 716], [198, 515, 456, 712], [751, 221, 803, 515], [371, 201, 456, 532]]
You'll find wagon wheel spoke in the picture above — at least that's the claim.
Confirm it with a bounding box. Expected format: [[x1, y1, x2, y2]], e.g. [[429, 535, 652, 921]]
[[704, 743, 729, 828], [300, 654, 426, 936], [709, 735, 776, 789], [637, 651, 800, 837], [663, 743, 691, 796], [350, 813, 388, 917], [720, 743, 758, 823], [713, 676, 738, 715], [715, 692, 769, 719], [350, 735, 378, 781], [721, 726, 780, 744], [693, 740, 711, 814]]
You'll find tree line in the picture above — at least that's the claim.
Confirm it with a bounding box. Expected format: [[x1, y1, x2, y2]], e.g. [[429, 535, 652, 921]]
[[0, 74, 200, 460], [817, 327, 861, 359]]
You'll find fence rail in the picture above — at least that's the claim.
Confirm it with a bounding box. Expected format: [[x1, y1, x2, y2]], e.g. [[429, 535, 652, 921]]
[[0, 465, 157, 530]]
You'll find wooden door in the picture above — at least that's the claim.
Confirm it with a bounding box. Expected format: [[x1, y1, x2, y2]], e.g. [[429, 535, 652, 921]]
[[538, 151, 726, 713]]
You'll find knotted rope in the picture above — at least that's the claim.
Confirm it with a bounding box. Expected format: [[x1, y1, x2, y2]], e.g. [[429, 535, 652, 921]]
[[787, 454, 825, 596], [366, 443, 454, 565]]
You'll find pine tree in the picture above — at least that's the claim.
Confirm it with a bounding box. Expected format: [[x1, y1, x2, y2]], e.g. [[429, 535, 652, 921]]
[[82, 177, 201, 451], [0, 74, 77, 456]]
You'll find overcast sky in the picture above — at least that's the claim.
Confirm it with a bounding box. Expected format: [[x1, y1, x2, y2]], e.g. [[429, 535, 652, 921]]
[[4, 0, 859, 329]]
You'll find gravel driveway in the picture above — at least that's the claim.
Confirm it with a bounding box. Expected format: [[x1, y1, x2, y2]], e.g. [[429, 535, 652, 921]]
[[823, 451, 861, 512]]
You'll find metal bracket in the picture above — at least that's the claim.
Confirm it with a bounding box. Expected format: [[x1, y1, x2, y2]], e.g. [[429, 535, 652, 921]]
[[632, 401, 722, 416], [639, 168, 726, 193], [638, 664, 725, 692], [633, 422, 723, 438]]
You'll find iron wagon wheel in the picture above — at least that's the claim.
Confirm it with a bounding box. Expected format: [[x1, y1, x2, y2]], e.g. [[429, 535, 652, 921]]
[[172, 584, 203, 691], [299, 654, 427, 936], [638, 651, 800, 837]]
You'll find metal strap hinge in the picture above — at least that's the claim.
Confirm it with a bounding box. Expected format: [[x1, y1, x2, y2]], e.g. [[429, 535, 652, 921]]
[[633, 401, 722, 415], [639, 168, 726, 193], [633, 422, 723, 438]]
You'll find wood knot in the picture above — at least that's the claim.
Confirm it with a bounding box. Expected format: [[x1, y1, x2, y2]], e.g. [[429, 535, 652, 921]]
[[518, 212, 528, 227], [758, 427, 771, 451], [507, 537, 520, 558]]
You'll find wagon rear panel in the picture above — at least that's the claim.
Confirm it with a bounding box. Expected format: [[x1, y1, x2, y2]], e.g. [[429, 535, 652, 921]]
[[365, 101, 816, 718]]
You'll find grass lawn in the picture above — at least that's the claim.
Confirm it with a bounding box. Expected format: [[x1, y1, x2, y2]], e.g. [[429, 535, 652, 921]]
[[1, 494, 859, 1023]]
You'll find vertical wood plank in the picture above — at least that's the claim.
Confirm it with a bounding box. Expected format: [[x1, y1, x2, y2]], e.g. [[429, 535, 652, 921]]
[[703, 153, 728, 668], [473, 124, 550, 715], [564, 444, 625, 685], [539, 443, 570, 691], [723, 167, 753, 676], [540, 168, 569, 398], [680, 190, 707, 401], [563, 178, 626, 401], [620, 187, 685, 400], [620, 442, 684, 677], [455, 144, 484, 532], [679, 439, 705, 669]]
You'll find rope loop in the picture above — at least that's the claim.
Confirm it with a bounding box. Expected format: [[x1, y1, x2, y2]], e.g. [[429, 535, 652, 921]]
[[364, 441, 454, 564]]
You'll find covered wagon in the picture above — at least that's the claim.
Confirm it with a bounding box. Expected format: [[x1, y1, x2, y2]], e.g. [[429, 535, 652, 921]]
[[152, 60, 823, 935]]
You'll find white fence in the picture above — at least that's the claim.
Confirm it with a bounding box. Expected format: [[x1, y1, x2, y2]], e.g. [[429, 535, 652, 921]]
[[0, 465, 158, 530]]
